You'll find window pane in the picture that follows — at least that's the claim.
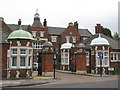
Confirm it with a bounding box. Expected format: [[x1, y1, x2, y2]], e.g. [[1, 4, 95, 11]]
[[20, 57, 25, 66], [12, 49, 17, 54], [40, 31, 44, 37], [32, 32, 36, 38], [28, 57, 31, 66], [12, 57, 17, 66], [20, 49, 26, 54], [110, 54, 113, 60], [104, 57, 108, 65], [114, 54, 117, 60], [118, 54, 120, 60]]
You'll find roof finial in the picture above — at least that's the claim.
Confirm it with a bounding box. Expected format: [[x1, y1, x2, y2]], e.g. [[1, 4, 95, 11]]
[[98, 33, 101, 38], [36, 9, 38, 13]]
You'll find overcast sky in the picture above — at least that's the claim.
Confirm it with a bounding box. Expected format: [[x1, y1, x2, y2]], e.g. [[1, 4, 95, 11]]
[[0, 0, 119, 34]]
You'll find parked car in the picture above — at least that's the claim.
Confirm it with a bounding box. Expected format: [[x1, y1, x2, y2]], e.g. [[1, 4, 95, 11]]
[[33, 62, 38, 71]]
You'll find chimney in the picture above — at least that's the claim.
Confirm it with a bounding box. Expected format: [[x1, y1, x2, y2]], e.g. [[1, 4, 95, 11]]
[[0, 17, 4, 21], [18, 19, 21, 26], [43, 19, 47, 27], [69, 22, 73, 26], [74, 21, 78, 30], [95, 24, 103, 34]]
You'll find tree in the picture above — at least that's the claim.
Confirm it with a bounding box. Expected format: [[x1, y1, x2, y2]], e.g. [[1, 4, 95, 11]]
[[113, 32, 120, 41], [103, 27, 113, 38]]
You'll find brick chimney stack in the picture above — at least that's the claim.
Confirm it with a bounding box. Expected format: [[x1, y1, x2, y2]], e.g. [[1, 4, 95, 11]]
[[0, 17, 4, 21], [18, 19, 21, 26], [74, 21, 78, 30], [43, 19, 47, 27], [95, 24, 103, 34]]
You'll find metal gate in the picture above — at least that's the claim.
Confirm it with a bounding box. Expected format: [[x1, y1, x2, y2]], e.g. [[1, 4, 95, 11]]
[[38, 52, 42, 76]]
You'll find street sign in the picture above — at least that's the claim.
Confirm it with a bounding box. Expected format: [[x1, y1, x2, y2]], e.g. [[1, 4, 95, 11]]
[[99, 53, 103, 60]]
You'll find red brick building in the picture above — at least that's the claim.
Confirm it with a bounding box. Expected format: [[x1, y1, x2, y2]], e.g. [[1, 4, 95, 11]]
[[0, 10, 120, 79]]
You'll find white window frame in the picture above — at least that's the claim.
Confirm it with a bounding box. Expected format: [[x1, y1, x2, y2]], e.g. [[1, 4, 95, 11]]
[[61, 52, 69, 65], [51, 36, 57, 42], [12, 49, 17, 55], [33, 42, 42, 49], [66, 36, 70, 43], [86, 51, 89, 66], [20, 49, 26, 55], [40, 31, 44, 37], [72, 36, 76, 43], [11, 56, 17, 68], [96, 50, 109, 67], [110, 52, 120, 62], [20, 57, 26, 68], [32, 31, 37, 38]]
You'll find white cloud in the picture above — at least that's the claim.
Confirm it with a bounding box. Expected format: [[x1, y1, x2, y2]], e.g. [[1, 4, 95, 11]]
[[0, 0, 119, 34]]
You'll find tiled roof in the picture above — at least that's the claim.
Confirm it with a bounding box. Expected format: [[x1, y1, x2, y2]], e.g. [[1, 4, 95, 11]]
[[78, 29, 92, 37], [32, 20, 43, 28], [47, 26, 92, 36], [83, 33, 120, 49], [7, 24, 92, 37], [7, 24, 28, 31], [47, 26, 65, 35]]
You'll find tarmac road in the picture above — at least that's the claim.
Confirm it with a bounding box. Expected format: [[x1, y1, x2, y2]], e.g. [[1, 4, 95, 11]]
[[9, 72, 118, 88]]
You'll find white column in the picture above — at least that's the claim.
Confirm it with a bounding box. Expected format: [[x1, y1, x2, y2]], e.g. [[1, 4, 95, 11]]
[[26, 48, 29, 68], [16, 70, 20, 78], [17, 47, 20, 68]]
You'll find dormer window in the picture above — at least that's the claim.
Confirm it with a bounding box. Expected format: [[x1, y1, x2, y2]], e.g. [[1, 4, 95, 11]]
[[51, 36, 57, 42], [40, 31, 44, 37], [32, 31, 37, 38], [66, 36, 70, 43], [72, 36, 76, 43]]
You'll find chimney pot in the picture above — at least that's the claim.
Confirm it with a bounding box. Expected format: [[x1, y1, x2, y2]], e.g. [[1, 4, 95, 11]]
[[18, 19, 21, 26], [43, 19, 47, 27]]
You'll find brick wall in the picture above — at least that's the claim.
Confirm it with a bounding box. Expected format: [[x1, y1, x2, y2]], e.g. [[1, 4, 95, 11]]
[[75, 53, 86, 71]]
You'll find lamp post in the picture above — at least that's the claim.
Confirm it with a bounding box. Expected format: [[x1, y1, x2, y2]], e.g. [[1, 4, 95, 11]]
[[53, 49, 56, 79]]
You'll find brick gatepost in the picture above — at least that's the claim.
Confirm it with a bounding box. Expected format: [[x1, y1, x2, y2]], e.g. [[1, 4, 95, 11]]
[[75, 43, 87, 74], [42, 41, 54, 76]]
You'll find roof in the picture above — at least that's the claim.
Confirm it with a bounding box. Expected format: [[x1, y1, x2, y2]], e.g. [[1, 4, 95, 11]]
[[43, 41, 53, 47], [1, 21, 11, 43], [61, 43, 73, 49], [47, 26, 65, 35], [7, 24, 28, 31], [90, 34, 110, 46], [32, 19, 43, 28], [76, 43, 85, 48], [7, 27, 34, 40], [78, 29, 92, 37], [83, 33, 119, 49], [47, 26, 92, 36]]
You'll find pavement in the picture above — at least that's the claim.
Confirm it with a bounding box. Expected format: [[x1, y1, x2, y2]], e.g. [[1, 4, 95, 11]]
[[0, 71, 57, 88], [56, 70, 118, 77], [0, 70, 118, 88]]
